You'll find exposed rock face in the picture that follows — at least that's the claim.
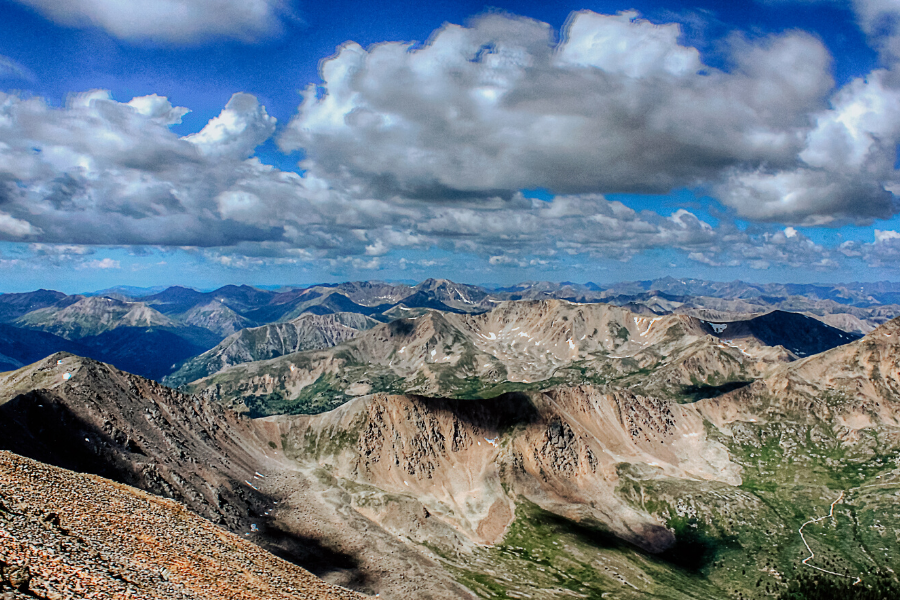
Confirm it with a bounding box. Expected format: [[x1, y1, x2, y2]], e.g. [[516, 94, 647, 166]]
[[0, 451, 367, 600]]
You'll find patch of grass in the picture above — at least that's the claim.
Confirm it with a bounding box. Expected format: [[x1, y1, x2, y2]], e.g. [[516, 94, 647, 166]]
[[778, 572, 900, 600], [431, 500, 730, 599]]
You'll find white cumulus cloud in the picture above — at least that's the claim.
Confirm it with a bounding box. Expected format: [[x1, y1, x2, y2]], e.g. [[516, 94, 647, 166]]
[[280, 10, 833, 216]]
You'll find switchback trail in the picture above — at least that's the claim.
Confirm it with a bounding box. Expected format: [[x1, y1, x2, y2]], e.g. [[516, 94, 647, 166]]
[[797, 491, 862, 584], [796, 475, 900, 586]]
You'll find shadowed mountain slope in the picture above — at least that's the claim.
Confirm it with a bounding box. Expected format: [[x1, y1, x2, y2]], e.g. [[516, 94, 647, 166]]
[[0, 324, 91, 372], [0, 289, 72, 322], [0, 353, 270, 531], [703, 310, 861, 357], [77, 327, 208, 381]]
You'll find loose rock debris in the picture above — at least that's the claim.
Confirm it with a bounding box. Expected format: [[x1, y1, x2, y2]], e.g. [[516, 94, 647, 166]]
[[0, 450, 368, 600]]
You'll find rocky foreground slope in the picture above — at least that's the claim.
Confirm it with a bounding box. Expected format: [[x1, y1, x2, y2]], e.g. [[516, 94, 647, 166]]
[[0, 353, 271, 532], [0, 451, 366, 600], [0, 353, 483, 600]]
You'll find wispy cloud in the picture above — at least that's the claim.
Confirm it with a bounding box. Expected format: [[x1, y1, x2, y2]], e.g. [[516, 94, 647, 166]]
[[11, 0, 296, 44], [0, 55, 35, 82]]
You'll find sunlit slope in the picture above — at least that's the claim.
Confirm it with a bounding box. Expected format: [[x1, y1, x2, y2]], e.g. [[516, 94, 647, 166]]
[[165, 312, 380, 388]]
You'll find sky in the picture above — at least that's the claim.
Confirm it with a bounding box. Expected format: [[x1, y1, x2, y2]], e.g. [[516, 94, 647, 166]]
[[0, 0, 900, 292]]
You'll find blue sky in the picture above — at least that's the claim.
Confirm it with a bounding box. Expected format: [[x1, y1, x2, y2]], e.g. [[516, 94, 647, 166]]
[[0, 0, 899, 292]]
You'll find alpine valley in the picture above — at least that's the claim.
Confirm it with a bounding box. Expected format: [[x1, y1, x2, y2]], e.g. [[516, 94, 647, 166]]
[[2, 279, 900, 600]]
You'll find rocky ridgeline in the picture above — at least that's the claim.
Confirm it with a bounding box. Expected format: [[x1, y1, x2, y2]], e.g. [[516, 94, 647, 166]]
[[0, 451, 366, 600], [533, 417, 598, 479], [190, 300, 862, 417], [0, 354, 275, 533]]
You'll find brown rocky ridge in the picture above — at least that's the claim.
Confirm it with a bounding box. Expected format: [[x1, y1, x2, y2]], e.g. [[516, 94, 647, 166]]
[[0, 450, 366, 600]]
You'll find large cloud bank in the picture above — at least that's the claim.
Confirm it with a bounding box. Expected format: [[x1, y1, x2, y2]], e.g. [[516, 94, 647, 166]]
[[281, 9, 899, 225], [2, 4, 900, 273]]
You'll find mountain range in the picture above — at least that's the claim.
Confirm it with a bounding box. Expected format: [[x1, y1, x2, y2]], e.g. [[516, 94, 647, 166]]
[[1, 309, 898, 598], [0, 278, 891, 383], [2, 279, 899, 598], [178, 302, 859, 417]]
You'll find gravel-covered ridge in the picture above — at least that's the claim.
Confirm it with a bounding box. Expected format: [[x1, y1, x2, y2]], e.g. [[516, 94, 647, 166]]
[[0, 450, 368, 600]]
